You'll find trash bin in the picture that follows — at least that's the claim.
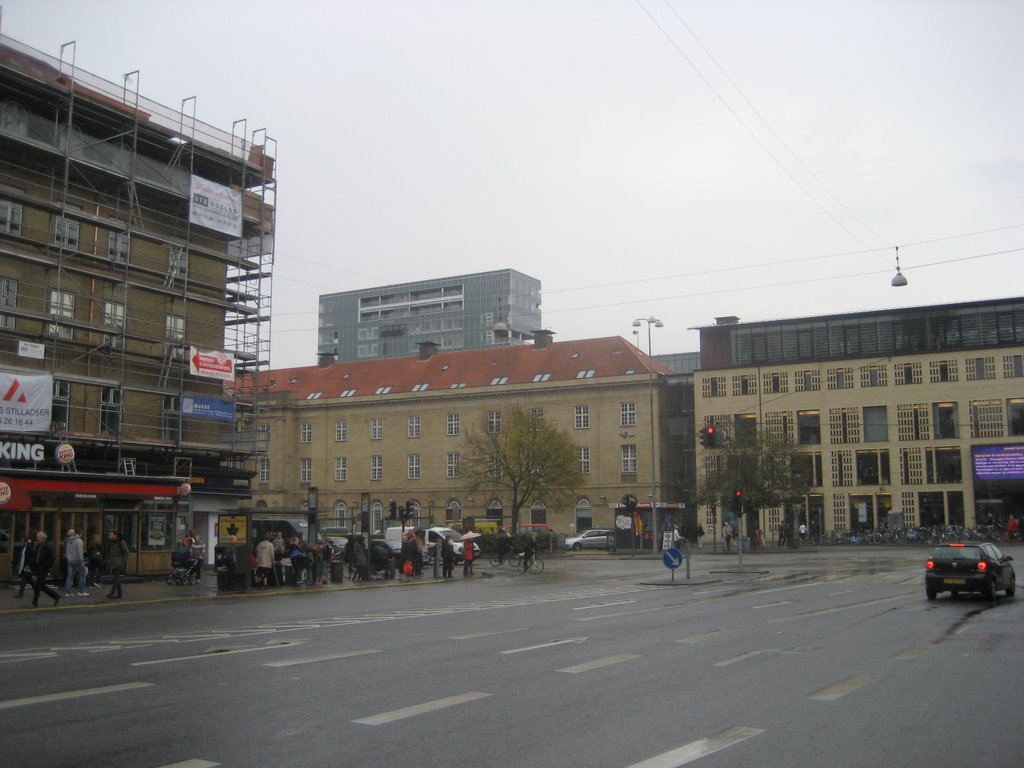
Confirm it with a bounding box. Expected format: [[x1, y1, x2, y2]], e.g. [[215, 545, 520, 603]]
[[330, 559, 345, 583]]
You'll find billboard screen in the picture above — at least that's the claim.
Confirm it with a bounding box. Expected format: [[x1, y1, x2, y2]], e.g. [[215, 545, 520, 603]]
[[972, 444, 1024, 481]]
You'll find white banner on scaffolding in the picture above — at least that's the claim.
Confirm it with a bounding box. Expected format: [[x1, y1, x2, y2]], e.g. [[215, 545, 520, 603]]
[[0, 370, 52, 432], [189, 175, 242, 237]]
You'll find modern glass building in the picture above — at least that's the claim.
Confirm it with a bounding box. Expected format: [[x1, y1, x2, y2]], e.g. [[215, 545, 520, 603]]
[[318, 269, 542, 361]]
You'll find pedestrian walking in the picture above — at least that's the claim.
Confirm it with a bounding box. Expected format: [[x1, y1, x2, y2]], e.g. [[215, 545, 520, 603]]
[[64, 528, 88, 596], [400, 531, 417, 580], [14, 536, 35, 598], [799, 522, 808, 542], [777, 522, 786, 548], [255, 534, 275, 589], [696, 523, 705, 550], [105, 530, 129, 599], [352, 534, 368, 582], [29, 531, 61, 608], [188, 532, 207, 580], [86, 533, 105, 588], [723, 521, 733, 552]]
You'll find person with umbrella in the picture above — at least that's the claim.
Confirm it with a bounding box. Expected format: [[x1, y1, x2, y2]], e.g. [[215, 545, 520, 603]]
[[441, 535, 455, 579], [461, 531, 477, 576]]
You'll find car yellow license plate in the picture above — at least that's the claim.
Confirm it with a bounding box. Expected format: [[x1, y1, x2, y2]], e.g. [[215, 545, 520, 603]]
[[944, 578, 966, 585]]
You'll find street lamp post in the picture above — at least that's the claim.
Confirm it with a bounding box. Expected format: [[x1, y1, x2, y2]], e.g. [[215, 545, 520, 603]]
[[632, 316, 663, 552]]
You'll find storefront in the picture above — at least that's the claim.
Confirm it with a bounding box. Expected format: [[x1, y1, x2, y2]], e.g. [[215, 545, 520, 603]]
[[0, 471, 190, 579]]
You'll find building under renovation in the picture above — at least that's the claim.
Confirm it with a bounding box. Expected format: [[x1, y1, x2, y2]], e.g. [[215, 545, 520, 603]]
[[0, 33, 274, 576]]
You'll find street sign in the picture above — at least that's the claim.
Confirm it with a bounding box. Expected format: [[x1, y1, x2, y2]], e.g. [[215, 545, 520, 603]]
[[189, 346, 236, 382], [662, 547, 684, 570]]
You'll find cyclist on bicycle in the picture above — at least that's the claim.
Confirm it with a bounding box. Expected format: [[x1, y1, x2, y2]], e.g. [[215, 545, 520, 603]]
[[495, 528, 512, 566], [522, 533, 537, 572]]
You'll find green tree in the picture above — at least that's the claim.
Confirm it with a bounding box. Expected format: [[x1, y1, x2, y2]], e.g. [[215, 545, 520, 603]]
[[696, 426, 811, 518], [463, 405, 584, 530]]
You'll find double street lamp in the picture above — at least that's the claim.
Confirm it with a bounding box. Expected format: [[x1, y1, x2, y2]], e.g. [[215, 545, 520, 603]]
[[632, 316, 663, 551]]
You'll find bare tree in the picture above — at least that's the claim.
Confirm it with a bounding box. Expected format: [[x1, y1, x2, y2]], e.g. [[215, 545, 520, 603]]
[[462, 405, 584, 530]]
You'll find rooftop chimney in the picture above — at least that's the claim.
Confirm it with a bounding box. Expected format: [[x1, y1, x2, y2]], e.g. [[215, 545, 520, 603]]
[[317, 352, 335, 368], [417, 341, 439, 361], [532, 329, 555, 350]]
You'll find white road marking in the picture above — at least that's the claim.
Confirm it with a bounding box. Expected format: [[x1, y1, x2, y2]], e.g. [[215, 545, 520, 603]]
[[625, 725, 765, 768], [574, 607, 662, 622], [753, 601, 791, 609], [0, 682, 153, 711], [715, 649, 773, 667], [132, 642, 297, 666], [501, 637, 588, 654], [769, 594, 911, 623], [827, 590, 852, 596], [809, 675, 873, 701], [574, 600, 637, 611], [0, 652, 58, 664], [677, 629, 728, 644], [450, 628, 527, 640], [559, 654, 641, 674], [352, 692, 491, 725], [894, 643, 933, 660], [156, 761, 221, 768], [264, 649, 380, 667]]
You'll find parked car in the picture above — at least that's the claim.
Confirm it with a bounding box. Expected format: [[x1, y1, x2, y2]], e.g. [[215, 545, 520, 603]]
[[384, 526, 479, 563], [564, 528, 612, 551], [925, 542, 1016, 600]]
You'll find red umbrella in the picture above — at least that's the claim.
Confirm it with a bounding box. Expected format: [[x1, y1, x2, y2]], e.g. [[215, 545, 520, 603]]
[[461, 531, 482, 540]]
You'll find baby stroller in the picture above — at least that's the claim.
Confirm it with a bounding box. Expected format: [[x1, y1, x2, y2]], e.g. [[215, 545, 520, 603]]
[[167, 544, 202, 585]]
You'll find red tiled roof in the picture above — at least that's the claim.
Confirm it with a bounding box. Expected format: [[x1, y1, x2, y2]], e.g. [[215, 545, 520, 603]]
[[244, 337, 670, 400]]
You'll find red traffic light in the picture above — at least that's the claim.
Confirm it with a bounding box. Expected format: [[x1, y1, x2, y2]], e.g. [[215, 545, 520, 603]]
[[734, 490, 743, 498]]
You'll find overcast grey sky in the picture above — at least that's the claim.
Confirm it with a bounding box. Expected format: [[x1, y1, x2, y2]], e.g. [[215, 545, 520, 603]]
[[3, 1, 1022, 367]]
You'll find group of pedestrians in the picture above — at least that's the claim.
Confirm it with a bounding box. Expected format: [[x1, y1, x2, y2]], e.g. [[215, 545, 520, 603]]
[[13, 528, 130, 607]]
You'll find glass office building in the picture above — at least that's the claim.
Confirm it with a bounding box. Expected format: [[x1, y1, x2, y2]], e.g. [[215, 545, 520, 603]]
[[318, 269, 542, 361]]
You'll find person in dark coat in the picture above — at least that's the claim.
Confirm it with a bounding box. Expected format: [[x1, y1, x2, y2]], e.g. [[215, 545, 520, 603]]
[[30, 531, 61, 607], [15, 536, 35, 598], [105, 530, 129, 599], [441, 536, 455, 579]]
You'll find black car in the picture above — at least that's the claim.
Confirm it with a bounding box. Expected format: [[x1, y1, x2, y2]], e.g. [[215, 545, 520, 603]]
[[925, 542, 1016, 600]]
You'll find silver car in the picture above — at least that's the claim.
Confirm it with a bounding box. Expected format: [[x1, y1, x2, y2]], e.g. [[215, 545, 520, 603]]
[[564, 529, 612, 551]]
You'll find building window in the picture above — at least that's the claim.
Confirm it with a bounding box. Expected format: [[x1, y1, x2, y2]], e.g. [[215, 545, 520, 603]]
[[830, 408, 860, 444], [161, 395, 180, 440], [763, 371, 786, 394], [52, 380, 69, 428], [0, 277, 17, 330], [0, 200, 22, 234], [828, 367, 854, 389], [861, 364, 887, 387], [258, 457, 270, 484], [930, 360, 958, 383], [791, 452, 823, 487], [703, 376, 726, 397], [932, 402, 959, 439], [108, 231, 129, 262], [575, 405, 590, 430], [446, 452, 460, 479], [408, 415, 421, 438], [370, 455, 383, 481], [797, 410, 821, 445], [855, 450, 890, 485], [47, 288, 74, 339], [925, 447, 962, 483], [529, 407, 544, 420], [734, 374, 755, 396], [168, 245, 188, 280], [408, 454, 420, 480], [335, 456, 347, 482], [795, 370, 820, 392], [103, 300, 125, 349], [967, 357, 994, 381], [335, 420, 347, 441], [165, 314, 185, 342], [897, 362, 921, 385], [447, 413, 460, 436], [100, 387, 121, 434], [371, 418, 383, 440], [54, 216, 80, 249], [621, 402, 637, 427], [300, 457, 312, 483], [1005, 354, 1024, 378], [621, 444, 637, 474], [863, 406, 888, 442], [300, 423, 312, 443], [1008, 398, 1024, 436], [487, 410, 502, 434], [577, 446, 591, 474]]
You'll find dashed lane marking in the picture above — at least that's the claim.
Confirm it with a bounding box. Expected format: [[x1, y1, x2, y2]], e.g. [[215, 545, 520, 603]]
[[559, 654, 641, 674], [0, 682, 153, 710], [624, 726, 765, 768], [352, 692, 491, 725], [264, 649, 380, 667], [809, 675, 873, 701]]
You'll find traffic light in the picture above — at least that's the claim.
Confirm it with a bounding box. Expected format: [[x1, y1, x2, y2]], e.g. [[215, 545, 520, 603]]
[[733, 489, 744, 516], [404, 501, 413, 520], [388, 500, 397, 518], [699, 425, 717, 448]]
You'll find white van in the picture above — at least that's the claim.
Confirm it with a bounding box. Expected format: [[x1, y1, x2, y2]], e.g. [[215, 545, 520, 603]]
[[384, 526, 479, 563]]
